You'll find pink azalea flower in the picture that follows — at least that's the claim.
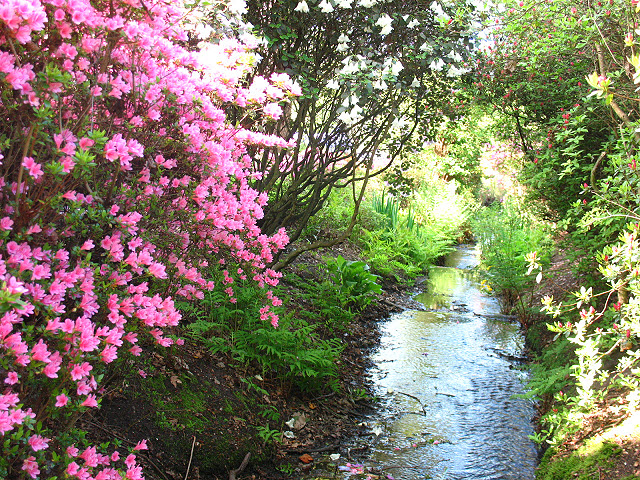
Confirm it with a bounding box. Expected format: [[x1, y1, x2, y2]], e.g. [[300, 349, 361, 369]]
[[28, 434, 50, 452], [22, 456, 40, 478], [80, 394, 98, 408], [22, 157, 43, 179], [55, 393, 69, 407], [4, 372, 18, 385], [133, 439, 148, 450]]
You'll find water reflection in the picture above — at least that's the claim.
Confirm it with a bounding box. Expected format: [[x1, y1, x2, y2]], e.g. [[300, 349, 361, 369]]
[[366, 246, 538, 480]]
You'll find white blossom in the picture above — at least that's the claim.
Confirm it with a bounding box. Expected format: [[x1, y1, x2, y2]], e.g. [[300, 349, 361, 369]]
[[390, 59, 403, 76], [420, 42, 433, 53], [359, 0, 377, 6], [338, 105, 363, 125], [195, 23, 213, 40], [447, 50, 463, 62], [327, 79, 340, 89], [411, 77, 420, 87], [336, 42, 350, 52], [339, 56, 361, 75], [430, 1, 450, 20], [373, 79, 387, 90], [319, 0, 334, 12], [227, 0, 247, 15], [447, 64, 470, 77], [407, 19, 419, 28], [391, 116, 409, 131], [338, 33, 350, 43], [429, 58, 445, 71], [294, 1, 309, 12], [336, 0, 353, 7], [376, 14, 393, 36]]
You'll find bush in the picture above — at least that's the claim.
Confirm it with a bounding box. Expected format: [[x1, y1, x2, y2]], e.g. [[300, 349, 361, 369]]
[[472, 199, 553, 312], [185, 278, 343, 392], [0, 1, 298, 476]]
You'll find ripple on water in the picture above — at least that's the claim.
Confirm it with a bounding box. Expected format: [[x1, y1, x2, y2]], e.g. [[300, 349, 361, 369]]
[[333, 246, 538, 480]]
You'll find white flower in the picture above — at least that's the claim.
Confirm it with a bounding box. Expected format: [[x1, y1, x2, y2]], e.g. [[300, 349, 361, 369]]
[[340, 59, 360, 75], [408, 19, 419, 28], [430, 2, 444, 15], [420, 42, 433, 53], [411, 77, 420, 87], [338, 105, 362, 125], [329, 453, 341, 461], [429, 58, 445, 71], [447, 64, 470, 77], [391, 116, 409, 131], [372, 425, 384, 436], [359, 0, 377, 6], [338, 110, 354, 125], [376, 14, 393, 35], [195, 23, 213, 40], [294, 1, 309, 12], [447, 50, 463, 62], [336, 0, 353, 7], [390, 59, 403, 76], [338, 33, 350, 43], [227, 0, 247, 15], [373, 79, 387, 90], [327, 79, 340, 89], [319, 0, 334, 12], [337, 43, 350, 52]]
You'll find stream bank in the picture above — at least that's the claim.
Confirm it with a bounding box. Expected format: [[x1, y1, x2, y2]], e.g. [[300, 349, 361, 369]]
[[294, 245, 538, 480]]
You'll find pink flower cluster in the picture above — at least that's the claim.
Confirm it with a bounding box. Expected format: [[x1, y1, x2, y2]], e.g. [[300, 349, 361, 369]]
[[0, 0, 299, 476]]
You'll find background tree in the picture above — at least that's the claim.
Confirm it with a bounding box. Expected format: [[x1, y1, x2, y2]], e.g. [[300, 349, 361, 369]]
[[239, 0, 481, 267], [473, 0, 640, 276]]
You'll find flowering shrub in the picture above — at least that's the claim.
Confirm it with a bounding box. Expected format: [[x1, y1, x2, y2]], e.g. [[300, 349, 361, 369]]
[[0, 0, 299, 477]]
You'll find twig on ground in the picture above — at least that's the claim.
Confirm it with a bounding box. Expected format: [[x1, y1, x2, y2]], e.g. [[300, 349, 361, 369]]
[[184, 436, 196, 480], [229, 452, 251, 480]]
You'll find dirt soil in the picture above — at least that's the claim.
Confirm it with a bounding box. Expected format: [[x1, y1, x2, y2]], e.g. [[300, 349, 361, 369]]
[[85, 240, 426, 480]]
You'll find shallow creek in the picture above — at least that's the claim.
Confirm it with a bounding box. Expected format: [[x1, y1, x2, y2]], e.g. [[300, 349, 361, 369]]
[[308, 245, 539, 479]]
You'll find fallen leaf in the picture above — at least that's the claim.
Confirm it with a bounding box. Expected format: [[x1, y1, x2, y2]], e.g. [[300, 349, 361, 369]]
[[308, 402, 316, 410], [293, 413, 307, 430], [170, 375, 181, 388], [299, 454, 313, 464]]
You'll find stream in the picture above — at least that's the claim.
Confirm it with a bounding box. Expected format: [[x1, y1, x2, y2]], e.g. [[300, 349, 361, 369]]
[[309, 245, 539, 479]]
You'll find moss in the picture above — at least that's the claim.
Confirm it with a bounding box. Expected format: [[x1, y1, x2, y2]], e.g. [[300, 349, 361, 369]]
[[536, 440, 623, 480]]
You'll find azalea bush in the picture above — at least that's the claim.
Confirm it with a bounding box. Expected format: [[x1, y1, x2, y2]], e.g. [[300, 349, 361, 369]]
[[0, 0, 299, 477]]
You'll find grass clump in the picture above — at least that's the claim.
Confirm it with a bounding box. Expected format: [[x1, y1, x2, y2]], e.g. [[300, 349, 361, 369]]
[[536, 440, 623, 480]]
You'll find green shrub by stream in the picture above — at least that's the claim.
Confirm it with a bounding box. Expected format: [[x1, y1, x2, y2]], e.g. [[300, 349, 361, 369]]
[[472, 199, 553, 313]]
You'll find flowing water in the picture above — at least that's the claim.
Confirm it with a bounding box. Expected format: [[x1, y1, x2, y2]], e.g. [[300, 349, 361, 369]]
[[309, 245, 539, 479]]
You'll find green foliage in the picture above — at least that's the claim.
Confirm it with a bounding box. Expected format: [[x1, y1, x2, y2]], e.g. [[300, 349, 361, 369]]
[[472, 199, 553, 312], [232, 313, 343, 391], [536, 440, 622, 480], [327, 255, 382, 309], [357, 167, 475, 280], [371, 191, 400, 231], [182, 277, 343, 392]]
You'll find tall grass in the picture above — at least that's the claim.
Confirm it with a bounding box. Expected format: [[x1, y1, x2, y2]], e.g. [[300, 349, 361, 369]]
[[472, 199, 553, 313]]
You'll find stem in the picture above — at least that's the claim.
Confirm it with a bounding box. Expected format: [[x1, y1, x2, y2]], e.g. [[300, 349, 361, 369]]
[[15, 124, 36, 217]]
